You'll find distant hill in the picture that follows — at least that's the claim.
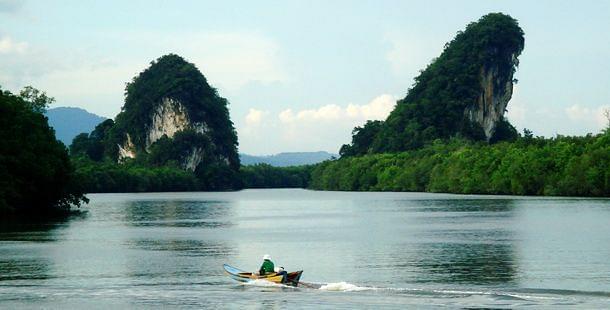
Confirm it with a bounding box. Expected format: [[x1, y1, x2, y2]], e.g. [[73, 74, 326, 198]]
[[240, 151, 337, 167], [45, 107, 106, 145]]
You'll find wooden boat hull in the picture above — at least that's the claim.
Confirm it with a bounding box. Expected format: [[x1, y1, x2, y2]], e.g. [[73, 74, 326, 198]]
[[223, 264, 303, 287]]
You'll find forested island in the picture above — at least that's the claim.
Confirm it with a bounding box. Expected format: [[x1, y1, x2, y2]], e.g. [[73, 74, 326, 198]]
[[1, 13, 608, 219]]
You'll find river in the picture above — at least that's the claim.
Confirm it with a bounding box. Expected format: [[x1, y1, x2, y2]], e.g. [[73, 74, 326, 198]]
[[1, 189, 609, 308]]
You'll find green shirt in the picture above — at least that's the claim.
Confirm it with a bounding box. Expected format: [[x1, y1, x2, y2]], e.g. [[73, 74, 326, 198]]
[[259, 260, 274, 275]]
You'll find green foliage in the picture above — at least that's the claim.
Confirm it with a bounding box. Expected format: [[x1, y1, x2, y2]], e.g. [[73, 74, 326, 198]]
[[18, 85, 55, 114], [72, 127, 242, 191], [339, 120, 384, 156], [240, 164, 314, 188], [196, 161, 241, 190], [71, 157, 199, 193], [489, 117, 519, 143], [71, 159, 313, 192], [0, 87, 87, 215], [342, 13, 525, 155], [70, 119, 115, 161], [311, 133, 610, 197], [146, 130, 212, 167]]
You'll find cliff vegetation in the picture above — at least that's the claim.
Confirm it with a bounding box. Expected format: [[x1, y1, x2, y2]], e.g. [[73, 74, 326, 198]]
[[70, 54, 241, 190], [340, 13, 524, 156]]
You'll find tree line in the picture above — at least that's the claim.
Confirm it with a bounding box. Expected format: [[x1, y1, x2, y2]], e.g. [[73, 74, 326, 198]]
[[71, 157, 313, 193], [311, 131, 610, 196]]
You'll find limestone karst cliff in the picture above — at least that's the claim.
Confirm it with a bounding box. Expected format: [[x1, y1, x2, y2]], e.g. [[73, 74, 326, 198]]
[[340, 13, 524, 156], [116, 54, 239, 173], [71, 54, 240, 189], [465, 58, 517, 140], [116, 96, 212, 171]]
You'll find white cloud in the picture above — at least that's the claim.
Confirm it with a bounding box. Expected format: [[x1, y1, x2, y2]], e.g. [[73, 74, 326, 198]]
[[246, 94, 397, 154], [565, 104, 610, 129], [278, 109, 295, 123], [279, 94, 396, 124], [0, 36, 28, 54], [346, 94, 396, 120], [279, 104, 343, 123], [237, 95, 397, 154], [245, 108, 267, 126]]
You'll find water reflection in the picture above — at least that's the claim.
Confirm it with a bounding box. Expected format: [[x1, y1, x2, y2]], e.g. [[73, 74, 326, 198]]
[[124, 200, 233, 228], [0, 215, 85, 282], [417, 199, 516, 213], [120, 199, 238, 284], [413, 242, 516, 285], [411, 199, 517, 285], [0, 258, 53, 281], [127, 239, 234, 257], [0, 212, 87, 241]]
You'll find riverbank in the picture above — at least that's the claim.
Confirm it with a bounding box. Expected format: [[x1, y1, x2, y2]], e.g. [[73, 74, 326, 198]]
[[310, 133, 610, 197]]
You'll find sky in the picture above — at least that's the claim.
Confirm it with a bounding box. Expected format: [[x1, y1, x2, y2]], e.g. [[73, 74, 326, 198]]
[[1, 0, 609, 155]]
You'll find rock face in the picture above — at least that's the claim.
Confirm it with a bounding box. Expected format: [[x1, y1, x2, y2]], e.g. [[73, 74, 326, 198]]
[[111, 54, 239, 181], [184, 147, 204, 171], [118, 133, 136, 160], [465, 58, 516, 140], [116, 97, 210, 170], [146, 98, 191, 149]]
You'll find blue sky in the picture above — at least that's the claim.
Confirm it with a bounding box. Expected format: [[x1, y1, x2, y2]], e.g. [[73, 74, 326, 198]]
[[1, 0, 609, 154]]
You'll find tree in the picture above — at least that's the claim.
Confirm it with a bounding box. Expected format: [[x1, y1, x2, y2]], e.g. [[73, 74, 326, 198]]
[[69, 119, 115, 161], [340, 120, 384, 157], [19, 86, 55, 114], [0, 87, 87, 215]]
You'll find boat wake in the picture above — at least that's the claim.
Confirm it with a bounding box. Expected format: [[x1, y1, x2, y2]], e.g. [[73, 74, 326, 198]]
[[300, 281, 610, 303], [317, 282, 371, 292], [239, 278, 610, 305], [240, 279, 369, 291], [241, 279, 297, 289], [312, 282, 572, 299]]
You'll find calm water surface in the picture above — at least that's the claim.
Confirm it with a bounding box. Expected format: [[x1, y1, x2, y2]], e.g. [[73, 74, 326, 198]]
[[1, 189, 610, 308]]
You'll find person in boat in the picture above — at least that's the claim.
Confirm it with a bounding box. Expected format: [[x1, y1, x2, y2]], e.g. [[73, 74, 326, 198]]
[[259, 254, 288, 282]]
